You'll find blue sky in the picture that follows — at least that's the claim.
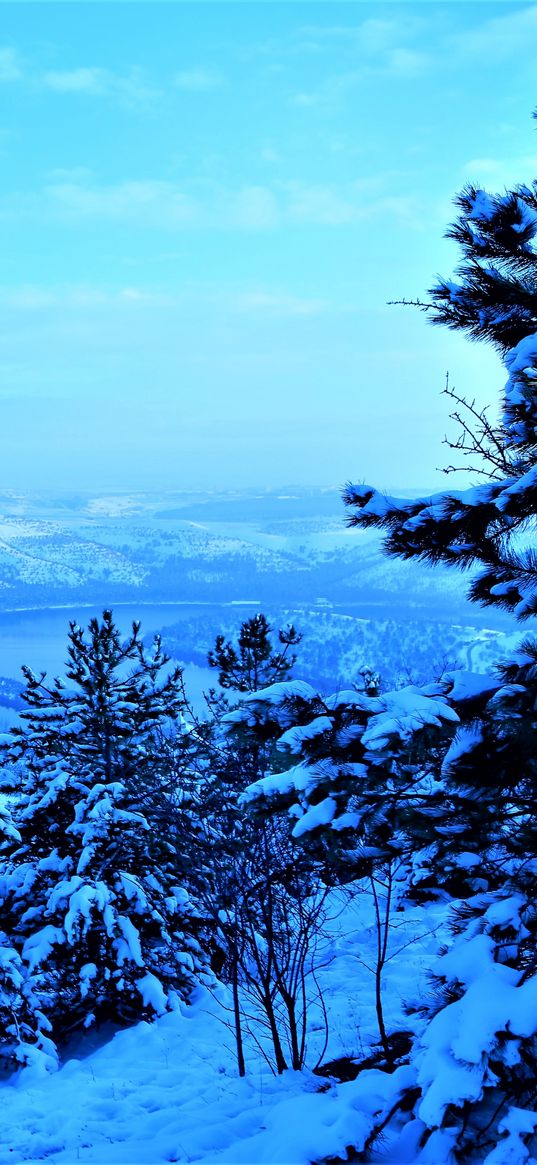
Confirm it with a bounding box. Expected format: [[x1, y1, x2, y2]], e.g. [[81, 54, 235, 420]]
[[1, 2, 537, 493]]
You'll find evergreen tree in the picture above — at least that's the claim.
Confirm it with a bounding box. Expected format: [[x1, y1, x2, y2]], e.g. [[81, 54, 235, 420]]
[[338, 137, 537, 1159], [0, 611, 207, 1068], [343, 178, 537, 620], [234, 130, 537, 1156], [208, 613, 301, 694], [237, 674, 460, 886]]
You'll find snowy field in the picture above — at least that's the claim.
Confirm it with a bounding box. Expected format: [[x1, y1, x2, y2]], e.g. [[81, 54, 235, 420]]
[[0, 890, 447, 1165]]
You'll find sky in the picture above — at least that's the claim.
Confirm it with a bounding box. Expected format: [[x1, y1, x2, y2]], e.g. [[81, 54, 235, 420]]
[[1, 1, 537, 493]]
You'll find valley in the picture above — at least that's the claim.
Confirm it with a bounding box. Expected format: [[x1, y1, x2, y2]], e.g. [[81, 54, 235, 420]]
[[0, 486, 519, 719]]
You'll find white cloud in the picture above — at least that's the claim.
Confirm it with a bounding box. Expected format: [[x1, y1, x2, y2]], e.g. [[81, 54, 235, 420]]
[[462, 157, 504, 177], [42, 179, 198, 226], [452, 4, 537, 63], [0, 284, 174, 312], [0, 47, 22, 82], [461, 153, 537, 190], [2, 173, 419, 233], [288, 45, 430, 112], [45, 166, 94, 183], [42, 65, 160, 107], [234, 290, 328, 316], [227, 186, 279, 229], [0, 282, 332, 320], [260, 146, 281, 164], [384, 47, 429, 78], [284, 182, 359, 225], [292, 92, 318, 107], [37, 178, 279, 231], [44, 67, 109, 94], [173, 68, 224, 92], [298, 15, 425, 53]]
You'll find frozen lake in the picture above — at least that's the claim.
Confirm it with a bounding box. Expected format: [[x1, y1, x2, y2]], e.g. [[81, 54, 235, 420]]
[[0, 602, 233, 717]]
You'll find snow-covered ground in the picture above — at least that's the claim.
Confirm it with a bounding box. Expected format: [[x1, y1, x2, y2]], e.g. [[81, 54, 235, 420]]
[[0, 890, 448, 1165]]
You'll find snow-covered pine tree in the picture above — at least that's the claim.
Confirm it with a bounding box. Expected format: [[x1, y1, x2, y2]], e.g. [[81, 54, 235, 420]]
[[208, 612, 301, 695], [237, 675, 460, 886], [341, 147, 537, 1160], [0, 610, 208, 1069], [344, 180, 537, 617]]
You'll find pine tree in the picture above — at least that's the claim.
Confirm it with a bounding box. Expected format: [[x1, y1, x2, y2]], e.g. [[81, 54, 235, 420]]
[[237, 675, 460, 886], [343, 178, 537, 620], [0, 610, 208, 1068], [339, 134, 537, 1160], [208, 613, 301, 694]]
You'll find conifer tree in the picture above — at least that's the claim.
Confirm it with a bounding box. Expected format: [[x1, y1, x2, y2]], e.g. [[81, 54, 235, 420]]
[[208, 613, 301, 695], [0, 611, 207, 1068], [237, 675, 460, 885], [343, 179, 537, 620], [237, 128, 537, 1156], [338, 135, 537, 1160]]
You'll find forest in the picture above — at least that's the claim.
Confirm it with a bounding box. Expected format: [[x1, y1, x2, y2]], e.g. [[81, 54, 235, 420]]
[[2, 148, 537, 1165]]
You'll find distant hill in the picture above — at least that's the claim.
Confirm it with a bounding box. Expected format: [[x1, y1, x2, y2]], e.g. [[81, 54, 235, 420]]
[[0, 485, 515, 625], [0, 486, 520, 719]]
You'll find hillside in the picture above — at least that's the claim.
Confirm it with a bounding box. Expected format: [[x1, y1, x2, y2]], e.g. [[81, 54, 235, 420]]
[[0, 486, 512, 620], [0, 488, 519, 714]]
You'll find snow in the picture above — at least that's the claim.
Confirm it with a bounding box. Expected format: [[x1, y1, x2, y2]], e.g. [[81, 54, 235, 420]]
[[278, 715, 333, 751], [435, 932, 497, 986], [242, 759, 368, 806], [79, 963, 97, 998], [484, 894, 528, 933], [22, 925, 64, 971], [116, 916, 144, 966], [0, 890, 449, 1165], [445, 669, 498, 703], [441, 723, 484, 772], [361, 685, 459, 752], [495, 464, 537, 510], [484, 1106, 537, 1165], [243, 679, 317, 706], [137, 971, 168, 1013], [468, 188, 496, 222], [63, 882, 112, 941], [292, 794, 337, 837], [505, 333, 537, 379], [416, 938, 537, 1128], [451, 851, 481, 870], [117, 871, 149, 911]]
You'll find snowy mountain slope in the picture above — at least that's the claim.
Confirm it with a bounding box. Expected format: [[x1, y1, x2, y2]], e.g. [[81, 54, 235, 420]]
[[0, 519, 148, 588]]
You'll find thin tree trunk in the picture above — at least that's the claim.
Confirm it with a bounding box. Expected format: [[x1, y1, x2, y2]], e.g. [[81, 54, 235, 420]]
[[371, 873, 394, 1065], [262, 989, 288, 1074], [231, 949, 246, 1077]]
